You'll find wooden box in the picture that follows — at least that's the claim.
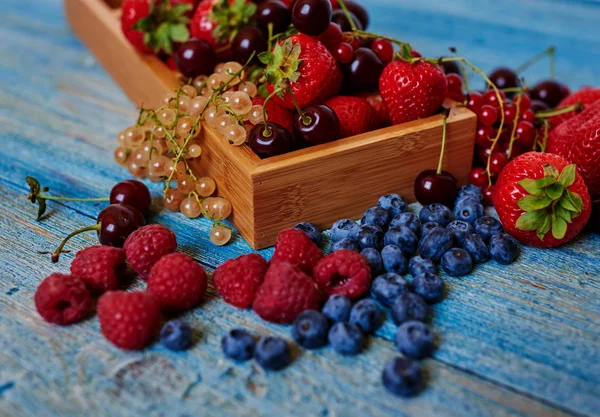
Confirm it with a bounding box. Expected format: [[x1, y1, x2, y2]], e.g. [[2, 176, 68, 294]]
[[64, 0, 477, 249]]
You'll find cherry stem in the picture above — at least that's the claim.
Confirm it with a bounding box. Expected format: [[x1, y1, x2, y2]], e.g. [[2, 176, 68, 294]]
[[353, 29, 411, 50], [287, 87, 311, 126], [262, 87, 285, 136], [267, 22, 274, 52], [515, 46, 556, 79], [535, 102, 582, 119], [437, 115, 448, 175], [52, 224, 101, 263], [501, 86, 525, 93], [337, 0, 358, 31], [36, 195, 109, 203], [448, 47, 470, 92]]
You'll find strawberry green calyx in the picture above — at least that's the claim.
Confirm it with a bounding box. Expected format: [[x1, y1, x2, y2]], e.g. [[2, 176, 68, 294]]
[[515, 164, 584, 241], [133, 0, 192, 54], [210, 0, 257, 44], [259, 38, 303, 95]]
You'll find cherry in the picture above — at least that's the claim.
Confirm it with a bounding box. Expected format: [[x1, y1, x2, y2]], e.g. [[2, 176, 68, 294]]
[[488, 67, 519, 90], [475, 124, 495, 146], [469, 167, 489, 187], [232, 26, 267, 64], [483, 90, 506, 109], [342, 0, 370, 29], [331, 9, 363, 31], [530, 80, 566, 108], [257, 0, 292, 34], [51, 204, 145, 262], [333, 42, 354, 64], [292, 0, 332, 36], [370, 39, 394, 64], [478, 105, 498, 126], [248, 122, 293, 158], [446, 73, 463, 94], [467, 92, 484, 113], [293, 104, 340, 145], [109, 180, 152, 216], [440, 60, 461, 76], [514, 120, 535, 148], [530, 99, 549, 113], [482, 184, 495, 206], [174, 38, 217, 78], [343, 47, 384, 93], [410, 50, 422, 58], [489, 152, 508, 176], [316, 22, 343, 48]]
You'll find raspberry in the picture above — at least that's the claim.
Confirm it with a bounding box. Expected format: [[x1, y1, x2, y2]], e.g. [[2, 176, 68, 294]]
[[147, 253, 208, 313], [270, 228, 323, 275], [98, 291, 161, 350], [312, 250, 371, 300], [34, 274, 93, 325], [253, 262, 323, 324], [124, 224, 177, 279], [70, 246, 126, 293], [213, 254, 267, 308]]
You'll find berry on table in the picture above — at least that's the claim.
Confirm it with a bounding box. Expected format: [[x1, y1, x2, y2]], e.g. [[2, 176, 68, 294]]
[[123, 224, 177, 280], [330, 219, 360, 242], [462, 233, 490, 264], [391, 293, 428, 325], [412, 272, 445, 304], [292, 310, 330, 349], [408, 255, 437, 277], [457, 184, 484, 205], [328, 322, 365, 355], [381, 245, 408, 274], [160, 320, 192, 351], [271, 228, 324, 274], [360, 247, 383, 274], [384, 226, 418, 255], [371, 273, 410, 307], [361, 206, 391, 228], [331, 238, 360, 252], [313, 250, 371, 300], [255, 336, 291, 370], [419, 204, 454, 227], [322, 294, 352, 323], [34, 274, 93, 325], [342, 47, 384, 93], [489, 233, 519, 265], [294, 222, 323, 246], [488, 67, 519, 90], [382, 357, 423, 397], [70, 246, 126, 293], [440, 248, 473, 277], [222, 329, 255, 362], [378, 194, 408, 217], [356, 224, 384, 250], [389, 212, 421, 236], [446, 220, 475, 245], [395, 321, 434, 359], [418, 227, 454, 263], [293, 104, 341, 146], [109, 179, 152, 216], [474, 216, 504, 242], [248, 122, 293, 159], [454, 198, 484, 225], [349, 299, 381, 334], [420, 221, 441, 239], [213, 254, 268, 308]]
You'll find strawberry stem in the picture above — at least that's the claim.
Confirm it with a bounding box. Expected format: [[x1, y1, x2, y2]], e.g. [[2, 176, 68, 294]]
[[437, 115, 448, 175], [52, 224, 101, 263], [338, 0, 358, 31]]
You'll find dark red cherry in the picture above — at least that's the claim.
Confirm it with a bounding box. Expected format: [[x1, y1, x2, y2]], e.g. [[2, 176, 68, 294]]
[[232, 26, 267, 64], [174, 38, 217, 77], [248, 122, 293, 158], [488, 67, 519, 90], [530, 80, 567, 108], [331, 9, 363, 32], [316, 22, 343, 48], [293, 104, 340, 145], [414, 170, 458, 207], [343, 47, 384, 93], [97, 204, 145, 247], [109, 180, 152, 216], [292, 0, 332, 36], [440, 60, 461, 76], [529, 99, 549, 113], [342, 0, 370, 29], [257, 0, 292, 34]]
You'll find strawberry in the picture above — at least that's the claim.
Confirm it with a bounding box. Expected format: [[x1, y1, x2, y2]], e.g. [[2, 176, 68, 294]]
[[252, 97, 294, 133], [546, 101, 600, 197], [262, 35, 342, 110], [325, 96, 372, 138], [493, 152, 591, 248], [358, 91, 390, 130], [379, 59, 447, 125], [121, 0, 195, 54], [549, 87, 600, 127]]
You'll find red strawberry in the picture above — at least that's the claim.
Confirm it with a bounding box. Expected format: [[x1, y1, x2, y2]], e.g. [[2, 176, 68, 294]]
[[264, 35, 342, 110], [270, 228, 324, 275], [213, 253, 268, 308], [252, 262, 323, 324], [546, 101, 600, 196], [121, 0, 195, 54], [358, 91, 391, 130], [379, 60, 447, 125], [549, 87, 600, 127], [70, 246, 127, 293], [252, 97, 294, 133], [325, 96, 372, 138], [493, 152, 591, 248]]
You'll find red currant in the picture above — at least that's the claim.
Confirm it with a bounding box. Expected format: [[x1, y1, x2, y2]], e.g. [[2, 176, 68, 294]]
[[448, 91, 466, 103], [515, 120, 535, 148], [446, 73, 463, 94], [469, 167, 489, 187], [521, 109, 535, 124], [478, 105, 498, 126], [370, 38, 394, 64], [342, 32, 360, 50], [483, 90, 506, 108], [467, 92, 484, 113], [503, 103, 517, 123], [489, 152, 508, 176], [316, 22, 343, 49], [475, 124, 495, 146], [514, 94, 531, 112], [333, 42, 354, 64], [482, 184, 495, 206]]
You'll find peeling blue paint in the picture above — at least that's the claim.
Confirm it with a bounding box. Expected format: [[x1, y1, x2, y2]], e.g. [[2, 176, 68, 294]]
[[0, 382, 15, 396], [6, 287, 19, 295]]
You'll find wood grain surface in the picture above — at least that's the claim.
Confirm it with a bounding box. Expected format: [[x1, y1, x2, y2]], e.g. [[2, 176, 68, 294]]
[[1, 1, 599, 416]]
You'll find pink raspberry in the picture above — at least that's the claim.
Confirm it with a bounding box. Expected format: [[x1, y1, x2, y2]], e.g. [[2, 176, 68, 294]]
[[253, 261, 323, 324], [312, 250, 372, 300], [147, 253, 208, 313], [124, 224, 177, 279], [70, 246, 127, 293], [34, 273, 93, 325], [98, 290, 161, 350], [213, 254, 268, 308], [270, 228, 323, 275]]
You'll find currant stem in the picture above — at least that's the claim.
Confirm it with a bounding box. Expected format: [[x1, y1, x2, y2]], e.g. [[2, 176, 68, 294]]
[[507, 95, 523, 159], [535, 102, 582, 119], [353, 29, 411, 50], [514, 46, 556, 78], [36, 195, 110, 203], [437, 115, 448, 175], [501, 87, 525, 93], [262, 87, 284, 136], [338, 0, 358, 31], [541, 120, 550, 152], [51, 224, 101, 263], [287, 87, 311, 126]]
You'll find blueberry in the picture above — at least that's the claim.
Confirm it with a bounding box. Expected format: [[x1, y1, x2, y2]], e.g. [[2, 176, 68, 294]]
[[462, 233, 489, 264], [221, 329, 255, 361], [378, 194, 408, 217], [328, 322, 365, 355], [371, 273, 411, 307], [412, 272, 445, 304], [356, 224, 384, 250], [331, 238, 359, 252], [419, 203, 453, 227], [389, 212, 421, 235], [381, 245, 407, 274], [440, 248, 473, 277], [489, 233, 518, 265], [360, 248, 383, 274], [418, 227, 454, 263], [474, 216, 504, 242], [382, 357, 423, 397], [160, 320, 192, 351], [446, 220, 475, 245], [349, 299, 381, 333], [361, 206, 391, 228], [292, 310, 330, 349], [254, 336, 290, 370], [456, 184, 484, 205], [420, 221, 441, 238], [384, 226, 418, 255], [330, 219, 360, 242], [294, 222, 322, 246], [454, 198, 484, 224], [322, 294, 352, 323], [391, 293, 428, 325], [408, 255, 437, 276], [395, 321, 434, 359]]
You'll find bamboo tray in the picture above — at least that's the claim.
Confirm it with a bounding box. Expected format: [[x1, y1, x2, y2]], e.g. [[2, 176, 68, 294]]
[[64, 0, 478, 249]]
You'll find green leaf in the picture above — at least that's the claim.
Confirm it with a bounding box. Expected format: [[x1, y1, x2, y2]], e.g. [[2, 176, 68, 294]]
[[555, 205, 572, 223], [26, 176, 41, 201], [36, 199, 47, 221], [543, 163, 559, 179], [401, 44, 412, 60], [517, 195, 552, 212], [516, 210, 549, 231], [537, 214, 551, 241], [258, 51, 274, 65], [557, 164, 577, 187], [518, 178, 547, 196], [566, 190, 583, 212], [545, 183, 564, 199], [551, 215, 568, 239], [169, 23, 189, 42], [559, 196, 578, 212]]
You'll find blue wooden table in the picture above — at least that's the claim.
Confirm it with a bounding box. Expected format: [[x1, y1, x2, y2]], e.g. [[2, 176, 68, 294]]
[[1, 1, 599, 416]]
